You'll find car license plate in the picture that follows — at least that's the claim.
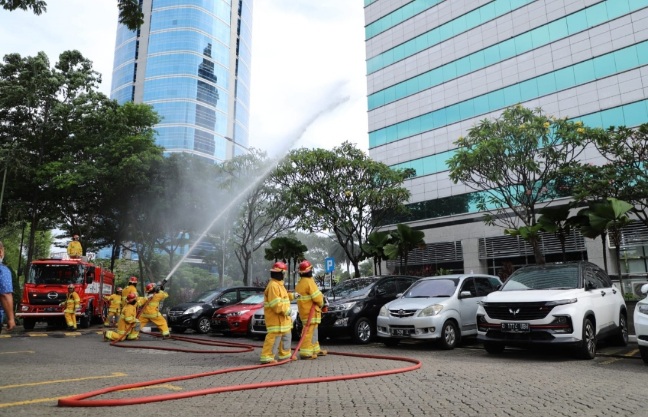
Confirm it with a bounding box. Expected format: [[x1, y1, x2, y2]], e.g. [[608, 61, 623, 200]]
[[501, 322, 529, 333], [391, 328, 409, 336]]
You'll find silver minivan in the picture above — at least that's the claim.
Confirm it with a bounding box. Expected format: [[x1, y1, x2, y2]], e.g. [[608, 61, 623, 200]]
[[377, 274, 501, 349]]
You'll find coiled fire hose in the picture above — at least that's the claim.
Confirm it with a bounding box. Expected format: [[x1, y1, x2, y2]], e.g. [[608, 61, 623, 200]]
[[58, 303, 421, 407]]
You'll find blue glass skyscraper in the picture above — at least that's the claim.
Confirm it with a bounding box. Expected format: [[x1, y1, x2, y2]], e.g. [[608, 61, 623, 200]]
[[110, 0, 252, 162]]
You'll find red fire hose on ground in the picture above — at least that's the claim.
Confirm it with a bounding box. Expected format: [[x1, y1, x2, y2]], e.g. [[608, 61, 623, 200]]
[[58, 304, 421, 407]]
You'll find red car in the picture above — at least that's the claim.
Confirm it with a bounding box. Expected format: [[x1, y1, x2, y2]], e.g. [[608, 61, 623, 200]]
[[210, 294, 265, 336]]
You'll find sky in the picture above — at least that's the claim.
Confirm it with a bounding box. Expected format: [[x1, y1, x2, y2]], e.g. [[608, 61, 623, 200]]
[[0, 0, 369, 154]]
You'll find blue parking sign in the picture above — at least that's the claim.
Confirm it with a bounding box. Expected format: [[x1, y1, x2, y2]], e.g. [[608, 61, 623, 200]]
[[325, 257, 335, 273]]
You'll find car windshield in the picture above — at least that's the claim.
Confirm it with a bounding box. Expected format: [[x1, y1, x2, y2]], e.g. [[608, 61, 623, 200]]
[[240, 294, 264, 304], [27, 263, 85, 285], [191, 289, 223, 303], [328, 278, 379, 299], [404, 278, 459, 298], [501, 265, 580, 291]]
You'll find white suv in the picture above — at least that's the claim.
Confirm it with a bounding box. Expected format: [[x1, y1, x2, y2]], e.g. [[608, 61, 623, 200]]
[[476, 261, 628, 359], [634, 283, 648, 364]]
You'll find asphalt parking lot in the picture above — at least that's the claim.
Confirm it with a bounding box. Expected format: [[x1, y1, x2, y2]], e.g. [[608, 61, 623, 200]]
[[1, 323, 647, 417]]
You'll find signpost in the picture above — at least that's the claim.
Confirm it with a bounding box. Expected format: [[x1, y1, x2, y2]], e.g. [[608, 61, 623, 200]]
[[324, 257, 335, 290]]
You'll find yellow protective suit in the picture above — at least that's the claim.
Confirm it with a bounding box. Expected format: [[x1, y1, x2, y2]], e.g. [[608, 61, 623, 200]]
[[104, 302, 140, 341], [139, 290, 170, 337], [121, 284, 138, 309], [67, 241, 83, 258], [103, 293, 122, 326], [260, 278, 295, 363], [61, 291, 80, 330], [295, 276, 324, 358]]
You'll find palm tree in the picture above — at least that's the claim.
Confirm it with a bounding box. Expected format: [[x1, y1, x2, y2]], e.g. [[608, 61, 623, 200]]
[[384, 224, 426, 274], [537, 204, 576, 262], [362, 231, 391, 275], [264, 236, 307, 289]]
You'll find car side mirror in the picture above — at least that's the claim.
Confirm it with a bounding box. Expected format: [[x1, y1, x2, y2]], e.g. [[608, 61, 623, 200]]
[[585, 281, 596, 291], [459, 290, 472, 298]]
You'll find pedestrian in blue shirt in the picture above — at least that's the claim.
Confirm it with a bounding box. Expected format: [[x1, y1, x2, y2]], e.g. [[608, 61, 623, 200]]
[[0, 241, 16, 332]]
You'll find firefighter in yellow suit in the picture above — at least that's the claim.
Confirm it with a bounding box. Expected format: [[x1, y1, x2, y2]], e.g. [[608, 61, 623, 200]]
[[295, 260, 327, 359], [121, 276, 139, 309], [60, 284, 80, 331], [139, 283, 170, 338], [103, 287, 122, 327], [67, 234, 83, 259], [104, 292, 140, 341], [260, 262, 298, 364]]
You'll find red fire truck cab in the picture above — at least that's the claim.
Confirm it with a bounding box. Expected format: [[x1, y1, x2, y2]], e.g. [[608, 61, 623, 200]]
[[16, 257, 115, 330]]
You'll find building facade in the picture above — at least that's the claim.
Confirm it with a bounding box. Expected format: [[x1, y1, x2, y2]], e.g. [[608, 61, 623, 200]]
[[110, 0, 253, 162], [364, 0, 648, 289]]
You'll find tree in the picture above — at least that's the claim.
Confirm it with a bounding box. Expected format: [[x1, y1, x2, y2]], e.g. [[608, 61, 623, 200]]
[[273, 141, 414, 277], [264, 235, 307, 290], [384, 224, 426, 274], [222, 149, 298, 285], [362, 231, 391, 275], [447, 105, 593, 265], [1, 0, 144, 30], [537, 204, 576, 262]]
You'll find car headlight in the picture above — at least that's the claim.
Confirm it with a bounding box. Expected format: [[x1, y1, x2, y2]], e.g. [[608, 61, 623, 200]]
[[418, 304, 444, 317], [184, 306, 203, 315], [226, 310, 250, 317], [379, 306, 388, 317], [545, 299, 577, 306], [329, 301, 357, 312], [638, 304, 648, 315]]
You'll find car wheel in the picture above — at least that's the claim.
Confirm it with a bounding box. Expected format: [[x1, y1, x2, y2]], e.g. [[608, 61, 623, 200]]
[[195, 317, 211, 334], [382, 338, 400, 347], [576, 318, 596, 360], [483, 341, 505, 354], [79, 303, 92, 329], [611, 312, 628, 346], [171, 326, 186, 334], [22, 318, 35, 330], [439, 320, 459, 350], [353, 317, 374, 344], [640, 346, 648, 365]]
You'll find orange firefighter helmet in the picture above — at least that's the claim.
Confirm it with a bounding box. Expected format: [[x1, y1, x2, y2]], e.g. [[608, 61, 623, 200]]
[[145, 283, 156, 293], [67, 284, 75, 291], [128, 276, 138, 284], [298, 260, 313, 274], [270, 261, 288, 272], [116, 287, 123, 293], [126, 292, 138, 303]]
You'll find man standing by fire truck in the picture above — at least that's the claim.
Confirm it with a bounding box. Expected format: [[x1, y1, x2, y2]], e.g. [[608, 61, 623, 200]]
[[103, 287, 122, 327], [67, 234, 83, 259], [121, 276, 139, 309], [60, 284, 80, 331]]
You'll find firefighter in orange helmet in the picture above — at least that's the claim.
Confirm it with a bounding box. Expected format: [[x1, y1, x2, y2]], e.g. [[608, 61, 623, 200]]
[[139, 282, 170, 338], [121, 276, 139, 309], [103, 287, 122, 327], [60, 284, 80, 331], [104, 292, 140, 341], [260, 261, 299, 364], [295, 260, 327, 359]]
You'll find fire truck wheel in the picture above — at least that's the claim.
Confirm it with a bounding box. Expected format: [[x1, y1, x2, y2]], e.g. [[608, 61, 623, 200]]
[[80, 304, 92, 329], [22, 318, 35, 330]]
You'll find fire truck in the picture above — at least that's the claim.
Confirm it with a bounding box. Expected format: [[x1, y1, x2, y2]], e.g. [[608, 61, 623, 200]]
[[16, 256, 115, 330]]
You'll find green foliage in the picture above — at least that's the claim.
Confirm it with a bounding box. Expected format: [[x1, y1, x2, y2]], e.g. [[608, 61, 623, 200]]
[[1, 0, 144, 30], [273, 141, 413, 277], [447, 105, 596, 264], [384, 224, 426, 274]]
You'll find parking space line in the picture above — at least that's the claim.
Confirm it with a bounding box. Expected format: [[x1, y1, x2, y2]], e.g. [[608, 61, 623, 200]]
[[0, 383, 183, 408], [0, 372, 127, 390], [0, 351, 35, 355], [599, 358, 621, 365]]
